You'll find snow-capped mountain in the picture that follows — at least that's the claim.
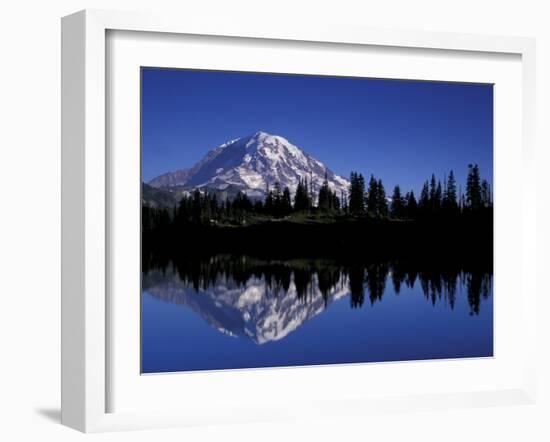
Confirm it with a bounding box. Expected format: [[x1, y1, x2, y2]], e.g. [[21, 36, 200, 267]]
[[148, 131, 350, 199], [143, 267, 349, 344]]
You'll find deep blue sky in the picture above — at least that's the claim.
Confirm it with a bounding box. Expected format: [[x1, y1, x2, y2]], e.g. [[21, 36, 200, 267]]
[[142, 68, 493, 195]]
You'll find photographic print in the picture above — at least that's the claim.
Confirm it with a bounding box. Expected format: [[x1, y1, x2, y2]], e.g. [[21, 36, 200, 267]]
[[141, 68, 493, 374]]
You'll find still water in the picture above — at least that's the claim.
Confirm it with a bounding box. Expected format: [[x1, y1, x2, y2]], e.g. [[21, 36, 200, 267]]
[[141, 255, 493, 373]]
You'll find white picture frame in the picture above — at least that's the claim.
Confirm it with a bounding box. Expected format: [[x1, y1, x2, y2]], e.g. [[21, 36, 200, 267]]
[[61, 9, 537, 433]]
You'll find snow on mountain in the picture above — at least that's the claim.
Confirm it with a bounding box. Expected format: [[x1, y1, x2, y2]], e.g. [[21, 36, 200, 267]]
[[148, 131, 350, 199], [143, 268, 349, 344]]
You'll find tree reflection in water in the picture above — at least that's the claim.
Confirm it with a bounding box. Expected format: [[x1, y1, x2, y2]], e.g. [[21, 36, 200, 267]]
[[143, 254, 492, 316]]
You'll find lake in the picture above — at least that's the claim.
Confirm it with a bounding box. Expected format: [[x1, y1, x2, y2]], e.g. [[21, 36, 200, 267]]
[[141, 255, 493, 373]]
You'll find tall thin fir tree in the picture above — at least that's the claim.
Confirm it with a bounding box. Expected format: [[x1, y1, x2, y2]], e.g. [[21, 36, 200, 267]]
[[429, 174, 437, 212], [443, 170, 458, 214], [349, 172, 366, 215], [377, 179, 388, 217], [318, 172, 333, 212], [272, 182, 282, 215], [435, 181, 442, 212], [304, 178, 311, 211], [390, 185, 404, 218], [481, 179, 492, 208], [406, 191, 418, 219], [419, 180, 430, 215], [309, 172, 315, 205], [332, 193, 340, 212], [282, 186, 292, 215], [293, 180, 303, 211], [265, 188, 274, 215], [358, 174, 366, 213], [466, 164, 482, 211], [192, 189, 202, 223], [341, 189, 347, 213], [366, 174, 378, 216], [294, 178, 311, 212]]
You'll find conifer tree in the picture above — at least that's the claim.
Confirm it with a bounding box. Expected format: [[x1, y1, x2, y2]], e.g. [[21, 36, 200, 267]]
[[429, 174, 437, 207], [377, 179, 388, 217], [429, 174, 441, 212], [234, 191, 252, 212], [282, 186, 292, 214], [273, 182, 282, 211], [349, 172, 366, 215], [390, 185, 404, 218], [305, 179, 311, 211], [332, 193, 341, 212], [466, 164, 482, 211], [419, 181, 430, 215], [434, 181, 442, 212], [142, 205, 152, 232], [176, 195, 192, 224], [405, 191, 418, 219], [318, 172, 335, 212], [366, 174, 378, 217], [442, 170, 458, 213], [481, 179, 492, 208], [294, 178, 311, 212], [340, 189, 347, 213], [265, 189, 274, 214], [309, 172, 315, 203], [192, 189, 202, 223]]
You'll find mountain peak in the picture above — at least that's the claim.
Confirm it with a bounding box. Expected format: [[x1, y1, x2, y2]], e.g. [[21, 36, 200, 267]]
[[148, 132, 351, 200], [252, 130, 271, 138], [246, 130, 286, 147]]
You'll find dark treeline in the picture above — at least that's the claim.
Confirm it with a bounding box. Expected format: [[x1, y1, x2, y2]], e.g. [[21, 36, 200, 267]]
[[142, 164, 492, 261], [143, 164, 492, 231], [143, 255, 492, 316]]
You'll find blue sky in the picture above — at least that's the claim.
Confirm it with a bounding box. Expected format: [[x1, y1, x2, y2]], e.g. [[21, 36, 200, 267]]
[[141, 68, 493, 195]]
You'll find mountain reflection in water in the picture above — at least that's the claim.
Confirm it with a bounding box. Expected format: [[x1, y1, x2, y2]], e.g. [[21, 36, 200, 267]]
[[142, 255, 492, 346]]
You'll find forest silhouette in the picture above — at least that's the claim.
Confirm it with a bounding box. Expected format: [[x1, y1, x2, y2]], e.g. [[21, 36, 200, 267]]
[[142, 164, 493, 261], [143, 254, 492, 316]]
